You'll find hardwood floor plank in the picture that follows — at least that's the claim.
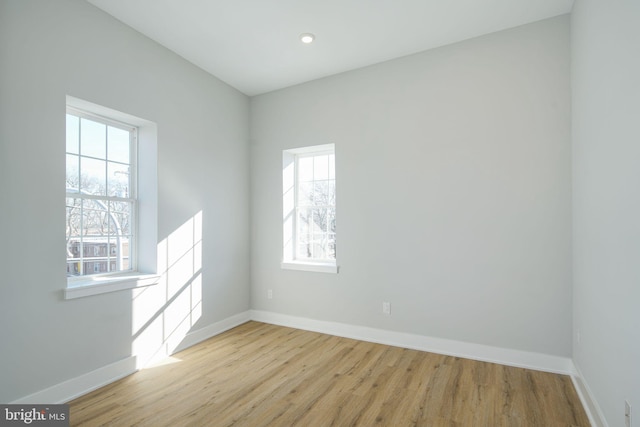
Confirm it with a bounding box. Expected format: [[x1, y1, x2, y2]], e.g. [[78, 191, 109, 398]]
[[68, 321, 590, 426]]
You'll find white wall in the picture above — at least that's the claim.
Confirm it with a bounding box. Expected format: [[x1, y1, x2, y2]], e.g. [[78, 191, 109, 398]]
[[0, 0, 250, 403], [251, 16, 572, 357], [572, 1, 640, 426]]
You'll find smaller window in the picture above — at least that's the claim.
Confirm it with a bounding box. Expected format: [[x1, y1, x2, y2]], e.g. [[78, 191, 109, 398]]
[[282, 144, 337, 273]]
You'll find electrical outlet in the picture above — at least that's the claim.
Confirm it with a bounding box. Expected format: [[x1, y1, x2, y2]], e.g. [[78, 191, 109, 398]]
[[625, 400, 631, 427], [267, 289, 273, 299], [382, 302, 391, 315]]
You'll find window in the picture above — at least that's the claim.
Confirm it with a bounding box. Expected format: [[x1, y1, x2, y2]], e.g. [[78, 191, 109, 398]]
[[66, 108, 137, 278], [282, 144, 337, 273], [64, 96, 159, 299]]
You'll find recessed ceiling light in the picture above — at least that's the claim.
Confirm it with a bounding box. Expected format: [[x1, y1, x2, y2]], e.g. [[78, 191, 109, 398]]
[[300, 33, 315, 44]]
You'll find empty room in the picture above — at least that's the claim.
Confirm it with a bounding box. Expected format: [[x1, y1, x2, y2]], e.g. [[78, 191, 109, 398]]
[[0, 0, 638, 426]]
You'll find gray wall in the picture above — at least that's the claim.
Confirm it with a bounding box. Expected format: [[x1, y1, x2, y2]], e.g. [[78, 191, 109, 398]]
[[572, 0, 640, 426], [0, 0, 250, 402], [250, 16, 572, 357]]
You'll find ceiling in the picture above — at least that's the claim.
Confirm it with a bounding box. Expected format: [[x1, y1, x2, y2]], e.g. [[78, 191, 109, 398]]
[[86, 0, 574, 96]]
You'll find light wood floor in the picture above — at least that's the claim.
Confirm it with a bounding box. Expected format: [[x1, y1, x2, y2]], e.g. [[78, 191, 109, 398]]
[[69, 321, 590, 426]]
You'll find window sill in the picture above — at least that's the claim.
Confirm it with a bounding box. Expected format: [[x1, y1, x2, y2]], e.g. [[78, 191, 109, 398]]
[[65, 272, 160, 300], [281, 261, 339, 274]]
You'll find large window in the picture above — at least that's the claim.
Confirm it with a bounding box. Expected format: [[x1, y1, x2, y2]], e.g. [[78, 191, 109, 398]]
[[282, 144, 337, 273], [66, 108, 137, 278]]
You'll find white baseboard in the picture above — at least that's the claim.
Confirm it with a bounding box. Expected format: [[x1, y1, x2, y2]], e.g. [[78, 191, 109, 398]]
[[250, 310, 575, 375], [10, 356, 137, 404], [571, 363, 608, 427], [173, 310, 251, 354]]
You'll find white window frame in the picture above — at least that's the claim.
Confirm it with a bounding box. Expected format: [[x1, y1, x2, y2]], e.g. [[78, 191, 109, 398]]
[[66, 107, 138, 278], [64, 96, 159, 299], [282, 144, 338, 274]]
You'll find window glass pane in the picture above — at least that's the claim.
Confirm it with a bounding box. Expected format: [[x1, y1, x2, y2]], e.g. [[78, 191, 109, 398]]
[[82, 236, 109, 275], [66, 196, 82, 276], [328, 208, 336, 234], [80, 118, 106, 159], [84, 260, 106, 275], [298, 157, 313, 182], [66, 154, 79, 190], [67, 261, 80, 276], [314, 155, 329, 180], [66, 114, 79, 154], [108, 235, 131, 272], [291, 149, 335, 261], [298, 182, 313, 206], [119, 236, 131, 271], [312, 234, 327, 259], [313, 181, 330, 207], [328, 233, 336, 259], [297, 208, 310, 236], [297, 243, 310, 259], [297, 230, 312, 259], [66, 197, 82, 239], [312, 207, 328, 233], [80, 157, 106, 196], [297, 208, 311, 259], [328, 180, 336, 206], [83, 199, 109, 236], [108, 126, 130, 163], [107, 162, 130, 197], [108, 239, 117, 272], [109, 201, 132, 235]]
